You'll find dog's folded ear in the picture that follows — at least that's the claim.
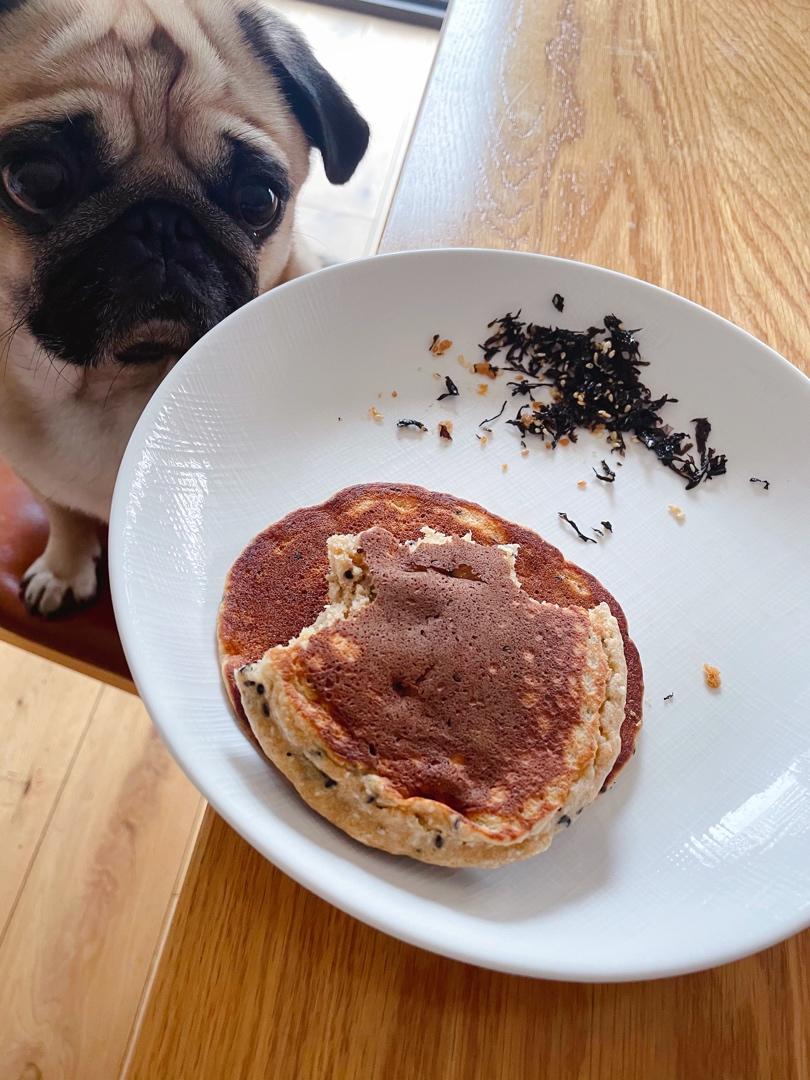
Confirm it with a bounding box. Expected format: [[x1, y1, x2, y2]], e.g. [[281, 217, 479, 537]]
[[239, 7, 370, 185]]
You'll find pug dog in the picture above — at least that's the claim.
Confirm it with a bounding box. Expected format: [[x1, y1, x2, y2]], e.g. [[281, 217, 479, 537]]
[[0, 0, 368, 615]]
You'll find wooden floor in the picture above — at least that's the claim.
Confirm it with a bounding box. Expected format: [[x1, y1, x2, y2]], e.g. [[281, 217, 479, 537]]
[[0, 5, 436, 1078]]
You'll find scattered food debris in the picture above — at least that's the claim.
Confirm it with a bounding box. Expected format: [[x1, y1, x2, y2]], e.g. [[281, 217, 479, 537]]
[[501, 463, 509, 473], [479, 401, 507, 427], [601, 520, 613, 532], [593, 459, 616, 483], [703, 664, 721, 690], [552, 293, 565, 313], [559, 512, 597, 543], [368, 406, 383, 422], [438, 420, 453, 440], [437, 375, 460, 401], [668, 504, 686, 523], [396, 419, 427, 431], [473, 359, 499, 378], [750, 477, 770, 490], [429, 334, 453, 356], [477, 383, 489, 395], [664, 692, 674, 702], [477, 433, 489, 446], [577, 479, 588, 489], [477, 311, 727, 487], [391, 390, 398, 398]]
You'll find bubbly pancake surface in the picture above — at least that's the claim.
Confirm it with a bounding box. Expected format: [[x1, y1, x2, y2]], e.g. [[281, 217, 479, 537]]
[[218, 483, 644, 783]]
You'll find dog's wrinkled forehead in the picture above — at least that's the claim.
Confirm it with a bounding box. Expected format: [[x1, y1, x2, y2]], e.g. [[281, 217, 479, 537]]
[[0, 0, 310, 187]]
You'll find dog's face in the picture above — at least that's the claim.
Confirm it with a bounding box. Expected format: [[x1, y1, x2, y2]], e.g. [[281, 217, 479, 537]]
[[0, 0, 368, 368]]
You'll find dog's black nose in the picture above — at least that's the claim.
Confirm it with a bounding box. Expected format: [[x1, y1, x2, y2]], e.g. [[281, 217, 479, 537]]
[[122, 200, 201, 246], [114, 200, 207, 292]]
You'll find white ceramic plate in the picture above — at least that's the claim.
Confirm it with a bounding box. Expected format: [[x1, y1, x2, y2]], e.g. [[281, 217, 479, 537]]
[[110, 249, 810, 982]]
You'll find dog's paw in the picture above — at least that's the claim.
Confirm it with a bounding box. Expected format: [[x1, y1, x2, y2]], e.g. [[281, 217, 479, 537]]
[[22, 548, 100, 617]]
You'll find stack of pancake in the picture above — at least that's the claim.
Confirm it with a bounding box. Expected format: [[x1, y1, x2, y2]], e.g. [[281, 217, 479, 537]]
[[218, 484, 643, 867]]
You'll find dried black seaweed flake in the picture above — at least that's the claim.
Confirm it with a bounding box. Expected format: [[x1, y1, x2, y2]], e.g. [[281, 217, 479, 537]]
[[750, 477, 770, 490], [479, 400, 507, 428], [437, 376, 460, 401], [558, 512, 597, 544], [397, 419, 427, 431], [593, 459, 616, 483]]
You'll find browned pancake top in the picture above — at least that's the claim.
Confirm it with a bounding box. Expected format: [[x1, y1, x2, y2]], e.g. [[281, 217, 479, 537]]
[[218, 483, 643, 782], [296, 527, 600, 819]]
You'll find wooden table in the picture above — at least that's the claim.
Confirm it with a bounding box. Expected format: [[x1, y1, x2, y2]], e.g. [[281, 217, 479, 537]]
[[126, 1, 810, 1076]]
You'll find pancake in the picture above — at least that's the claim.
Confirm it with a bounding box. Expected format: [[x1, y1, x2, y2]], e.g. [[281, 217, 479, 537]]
[[235, 527, 627, 867], [218, 483, 644, 784]]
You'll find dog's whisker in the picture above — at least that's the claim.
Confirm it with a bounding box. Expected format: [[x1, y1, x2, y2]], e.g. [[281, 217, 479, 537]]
[[102, 362, 128, 412], [0, 307, 29, 383], [39, 348, 75, 390]]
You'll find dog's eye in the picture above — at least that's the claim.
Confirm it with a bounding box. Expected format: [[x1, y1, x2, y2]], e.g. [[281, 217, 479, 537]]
[[232, 178, 281, 232], [2, 156, 72, 216]]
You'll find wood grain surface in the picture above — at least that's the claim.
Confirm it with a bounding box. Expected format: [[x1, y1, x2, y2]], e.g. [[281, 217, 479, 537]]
[[382, 0, 810, 371], [127, 0, 810, 1076], [0, 647, 102, 935], [0, 680, 203, 1080], [126, 813, 810, 1080]]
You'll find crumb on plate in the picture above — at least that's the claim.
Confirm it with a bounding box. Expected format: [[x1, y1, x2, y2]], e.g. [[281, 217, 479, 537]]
[[703, 664, 721, 690], [668, 504, 686, 523], [369, 406, 383, 422], [473, 360, 498, 379], [429, 336, 453, 356]]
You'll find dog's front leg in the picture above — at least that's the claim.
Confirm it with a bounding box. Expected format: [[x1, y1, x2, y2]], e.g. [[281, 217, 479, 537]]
[[22, 499, 101, 616]]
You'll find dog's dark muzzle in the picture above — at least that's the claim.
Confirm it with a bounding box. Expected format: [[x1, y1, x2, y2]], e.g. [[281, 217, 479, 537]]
[[27, 196, 257, 366]]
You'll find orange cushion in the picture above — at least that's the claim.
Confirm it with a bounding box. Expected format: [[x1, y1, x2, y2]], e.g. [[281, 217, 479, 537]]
[[0, 459, 130, 685]]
